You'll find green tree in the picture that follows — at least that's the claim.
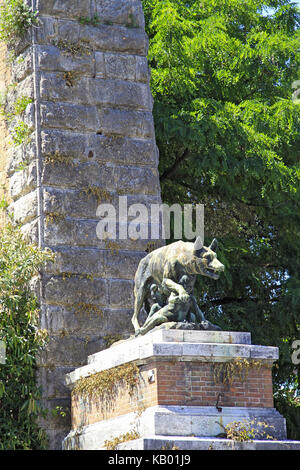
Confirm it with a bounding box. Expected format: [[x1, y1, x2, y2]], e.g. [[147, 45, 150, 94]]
[[142, 0, 300, 438]]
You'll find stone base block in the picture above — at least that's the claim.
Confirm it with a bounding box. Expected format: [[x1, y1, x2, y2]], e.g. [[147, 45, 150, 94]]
[[63, 405, 287, 450], [117, 436, 300, 451]]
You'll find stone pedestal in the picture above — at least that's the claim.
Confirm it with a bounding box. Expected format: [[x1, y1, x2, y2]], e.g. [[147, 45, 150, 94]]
[[63, 329, 300, 450]]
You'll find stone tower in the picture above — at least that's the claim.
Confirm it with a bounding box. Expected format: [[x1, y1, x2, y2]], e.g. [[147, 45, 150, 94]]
[[1, 0, 163, 449]]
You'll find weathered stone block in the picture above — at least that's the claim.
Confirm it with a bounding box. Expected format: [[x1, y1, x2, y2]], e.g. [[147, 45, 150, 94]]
[[40, 303, 106, 336], [98, 107, 155, 138], [44, 246, 106, 276], [102, 53, 136, 81], [6, 77, 34, 120], [101, 308, 134, 337], [37, 0, 90, 19], [44, 244, 143, 280], [9, 190, 38, 224], [42, 159, 159, 195], [136, 56, 150, 83], [43, 218, 151, 252], [43, 276, 109, 307], [40, 304, 133, 340], [108, 279, 134, 308], [91, 134, 159, 166], [11, 46, 33, 83], [23, 103, 36, 130], [114, 165, 160, 194], [37, 335, 102, 366], [79, 23, 148, 55], [40, 74, 153, 111], [41, 129, 158, 166], [38, 45, 94, 75], [55, 20, 80, 43], [41, 129, 88, 159], [113, 193, 162, 209], [37, 366, 75, 399], [15, 75, 34, 100], [6, 140, 36, 176], [43, 218, 98, 247], [40, 19, 148, 55], [43, 187, 100, 219], [40, 101, 100, 131], [12, 33, 31, 56], [35, 16, 57, 44], [104, 250, 145, 279], [48, 430, 71, 451], [95, 0, 145, 28], [20, 218, 39, 244], [95, 52, 149, 83], [42, 160, 113, 189], [9, 162, 37, 200]]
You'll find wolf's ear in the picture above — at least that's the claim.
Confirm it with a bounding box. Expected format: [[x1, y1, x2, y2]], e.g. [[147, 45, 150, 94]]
[[209, 238, 218, 252], [194, 236, 205, 257]]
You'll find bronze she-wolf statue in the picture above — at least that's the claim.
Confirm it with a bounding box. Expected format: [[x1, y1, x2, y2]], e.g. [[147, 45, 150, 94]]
[[131, 237, 225, 335]]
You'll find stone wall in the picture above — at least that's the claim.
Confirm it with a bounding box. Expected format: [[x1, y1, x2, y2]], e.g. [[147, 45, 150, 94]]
[[3, 0, 163, 449]]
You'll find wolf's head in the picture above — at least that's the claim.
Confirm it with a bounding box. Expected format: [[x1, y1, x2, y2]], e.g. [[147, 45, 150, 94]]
[[187, 236, 225, 280]]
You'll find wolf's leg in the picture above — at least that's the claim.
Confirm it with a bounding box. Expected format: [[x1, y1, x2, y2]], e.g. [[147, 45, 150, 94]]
[[131, 259, 150, 332], [131, 285, 146, 332]]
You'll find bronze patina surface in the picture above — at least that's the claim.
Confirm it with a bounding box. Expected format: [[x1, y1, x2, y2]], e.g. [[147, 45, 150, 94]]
[[131, 237, 225, 334]]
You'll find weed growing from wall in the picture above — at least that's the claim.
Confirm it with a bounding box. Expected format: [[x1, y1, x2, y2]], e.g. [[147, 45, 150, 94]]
[[212, 358, 268, 387], [0, 0, 38, 46], [217, 418, 275, 445], [72, 363, 139, 414], [52, 39, 92, 56], [0, 223, 54, 449], [10, 119, 32, 145], [77, 15, 100, 27], [0, 93, 33, 146], [104, 429, 140, 450]]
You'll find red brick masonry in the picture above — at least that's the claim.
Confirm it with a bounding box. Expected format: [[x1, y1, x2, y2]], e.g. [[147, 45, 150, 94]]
[[71, 359, 274, 429]]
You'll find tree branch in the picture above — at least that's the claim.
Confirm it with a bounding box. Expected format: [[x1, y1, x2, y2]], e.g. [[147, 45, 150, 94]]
[[209, 297, 256, 305], [160, 148, 190, 181], [209, 295, 281, 305], [174, 180, 291, 211]]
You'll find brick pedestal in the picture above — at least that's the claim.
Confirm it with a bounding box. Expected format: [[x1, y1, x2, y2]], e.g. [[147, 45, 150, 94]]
[[63, 329, 295, 450]]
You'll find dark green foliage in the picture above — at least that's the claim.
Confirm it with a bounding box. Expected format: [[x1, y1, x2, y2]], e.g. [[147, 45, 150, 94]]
[[274, 385, 300, 439], [0, 223, 54, 449], [142, 0, 300, 438]]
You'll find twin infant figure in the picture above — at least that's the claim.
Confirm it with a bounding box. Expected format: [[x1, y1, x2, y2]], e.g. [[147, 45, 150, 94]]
[[136, 274, 207, 336]]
